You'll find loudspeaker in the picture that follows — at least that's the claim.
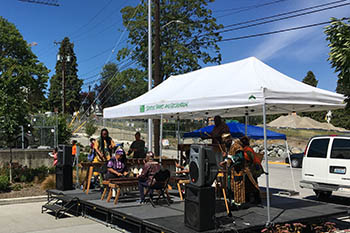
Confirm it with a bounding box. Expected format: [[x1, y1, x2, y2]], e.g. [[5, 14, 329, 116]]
[[189, 145, 221, 187], [57, 145, 73, 166], [184, 184, 215, 231], [56, 165, 73, 191]]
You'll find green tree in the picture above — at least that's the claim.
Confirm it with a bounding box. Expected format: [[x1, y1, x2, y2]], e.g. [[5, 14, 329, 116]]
[[85, 119, 97, 139], [302, 71, 318, 87], [325, 17, 350, 106], [48, 37, 82, 114], [0, 16, 49, 182], [118, 0, 222, 80], [95, 63, 147, 109], [95, 62, 119, 109]]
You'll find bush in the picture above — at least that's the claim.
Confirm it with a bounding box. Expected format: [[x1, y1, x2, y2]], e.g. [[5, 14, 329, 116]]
[[48, 167, 55, 174], [12, 183, 23, 191], [40, 174, 56, 190], [79, 153, 88, 163], [0, 175, 10, 192], [10, 165, 50, 183], [85, 120, 97, 138]]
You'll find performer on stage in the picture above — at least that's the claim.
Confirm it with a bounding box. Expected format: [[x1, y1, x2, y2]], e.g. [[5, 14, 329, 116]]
[[240, 136, 262, 204], [209, 115, 230, 145], [94, 128, 115, 162], [105, 148, 128, 179], [137, 151, 161, 204], [93, 128, 116, 187], [220, 139, 246, 208], [127, 132, 146, 158]]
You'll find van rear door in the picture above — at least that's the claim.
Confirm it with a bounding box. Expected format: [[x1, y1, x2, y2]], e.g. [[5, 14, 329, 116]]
[[303, 137, 330, 183], [328, 137, 350, 187]]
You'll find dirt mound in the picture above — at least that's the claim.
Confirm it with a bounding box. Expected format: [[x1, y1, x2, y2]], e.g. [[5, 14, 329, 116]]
[[268, 114, 347, 132]]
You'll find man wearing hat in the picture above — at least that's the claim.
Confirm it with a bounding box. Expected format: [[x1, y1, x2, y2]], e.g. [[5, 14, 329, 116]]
[[105, 148, 128, 180], [137, 151, 161, 203]]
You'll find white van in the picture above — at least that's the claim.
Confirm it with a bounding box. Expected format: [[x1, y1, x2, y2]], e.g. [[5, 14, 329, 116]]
[[300, 135, 350, 200]]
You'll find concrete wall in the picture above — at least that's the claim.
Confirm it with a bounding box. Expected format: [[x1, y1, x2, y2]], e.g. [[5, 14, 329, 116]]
[[0, 149, 52, 168]]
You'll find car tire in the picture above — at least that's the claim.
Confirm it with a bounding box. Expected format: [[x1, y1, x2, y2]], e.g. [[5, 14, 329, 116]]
[[314, 190, 332, 201], [291, 158, 300, 168]]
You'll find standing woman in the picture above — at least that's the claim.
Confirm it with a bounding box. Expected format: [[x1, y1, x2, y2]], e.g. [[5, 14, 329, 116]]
[[94, 128, 115, 162], [93, 129, 116, 186]]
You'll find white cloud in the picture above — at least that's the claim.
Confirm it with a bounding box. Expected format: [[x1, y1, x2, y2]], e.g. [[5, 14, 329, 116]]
[[252, 0, 350, 61]]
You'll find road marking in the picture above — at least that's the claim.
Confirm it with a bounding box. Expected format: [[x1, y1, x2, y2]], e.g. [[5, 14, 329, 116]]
[[268, 161, 288, 165]]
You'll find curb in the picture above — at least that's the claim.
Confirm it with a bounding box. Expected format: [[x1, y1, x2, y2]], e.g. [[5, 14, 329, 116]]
[[0, 195, 47, 206], [268, 161, 288, 165]]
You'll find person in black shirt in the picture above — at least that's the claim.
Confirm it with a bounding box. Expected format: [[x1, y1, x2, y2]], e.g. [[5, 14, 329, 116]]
[[127, 132, 146, 158]]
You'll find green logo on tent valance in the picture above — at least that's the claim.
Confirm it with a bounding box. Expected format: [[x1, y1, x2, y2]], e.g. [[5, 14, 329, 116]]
[[139, 102, 188, 113]]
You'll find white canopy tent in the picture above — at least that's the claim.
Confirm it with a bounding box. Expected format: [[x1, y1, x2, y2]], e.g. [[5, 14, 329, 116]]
[[104, 56, 345, 224]]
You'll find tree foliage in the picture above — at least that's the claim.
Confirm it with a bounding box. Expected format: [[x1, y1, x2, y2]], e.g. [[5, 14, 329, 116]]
[[85, 119, 97, 139], [0, 16, 49, 144], [302, 71, 318, 87], [325, 17, 350, 106], [95, 63, 147, 109], [48, 37, 82, 114], [117, 0, 223, 81]]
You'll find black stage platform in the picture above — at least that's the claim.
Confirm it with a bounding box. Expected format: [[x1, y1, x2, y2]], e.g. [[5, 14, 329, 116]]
[[46, 188, 349, 233]]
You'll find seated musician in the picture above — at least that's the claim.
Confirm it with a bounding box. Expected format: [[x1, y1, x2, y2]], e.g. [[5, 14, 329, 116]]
[[105, 149, 128, 180], [175, 162, 189, 181], [137, 151, 161, 204], [175, 149, 190, 177]]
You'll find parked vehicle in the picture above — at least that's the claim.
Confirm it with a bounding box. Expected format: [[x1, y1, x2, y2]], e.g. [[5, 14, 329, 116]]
[[285, 152, 304, 168], [300, 135, 350, 200]]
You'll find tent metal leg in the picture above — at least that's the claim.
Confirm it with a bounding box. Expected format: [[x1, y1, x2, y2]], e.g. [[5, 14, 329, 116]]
[[245, 113, 248, 136], [160, 114, 163, 162], [177, 118, 180, 162], [263, 103, 271, 224]]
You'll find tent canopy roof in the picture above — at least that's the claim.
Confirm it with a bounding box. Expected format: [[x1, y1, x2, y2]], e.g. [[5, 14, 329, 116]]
[[183, 122, 287, 140], [104, 57, 345, 119]]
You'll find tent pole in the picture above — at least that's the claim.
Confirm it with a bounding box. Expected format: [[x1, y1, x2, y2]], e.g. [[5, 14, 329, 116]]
[[263, 103, 271, 225], [245, 113, 248, 136], [160, 114, 163, 162], [285, 140, 297, 192], [177, 118, 180, 162]]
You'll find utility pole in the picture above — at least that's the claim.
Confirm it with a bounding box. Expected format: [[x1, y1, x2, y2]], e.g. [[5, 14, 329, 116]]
[[154, 0, 161, 156], [147, 0, 153, 152]]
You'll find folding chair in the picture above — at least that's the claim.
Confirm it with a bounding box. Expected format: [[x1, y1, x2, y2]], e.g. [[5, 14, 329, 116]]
[[145, 169, 171, 207]]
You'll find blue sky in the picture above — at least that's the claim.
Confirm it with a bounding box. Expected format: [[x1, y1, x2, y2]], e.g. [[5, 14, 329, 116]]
[[1, 0, 349, 93]]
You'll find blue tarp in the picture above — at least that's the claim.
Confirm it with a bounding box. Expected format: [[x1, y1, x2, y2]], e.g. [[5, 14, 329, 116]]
[[183, 122, 286, 140]]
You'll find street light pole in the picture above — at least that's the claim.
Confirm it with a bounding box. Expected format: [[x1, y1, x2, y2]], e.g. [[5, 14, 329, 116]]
[[147, 0, 153, 152]]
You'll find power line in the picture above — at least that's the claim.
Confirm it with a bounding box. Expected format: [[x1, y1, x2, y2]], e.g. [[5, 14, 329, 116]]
[[99, 60, 138, 107], [79, 59, 137, 120], [18, 0, 59, 6], [216, 1, 350, 35], [215, 0, 287, 18], [223, 0, 347, 29], [218, 18, 349, 42], [68, 0, 113, 38], [79, 47, 115, 64], [77, 1, 142, 115], [70, 0, 129, 42]]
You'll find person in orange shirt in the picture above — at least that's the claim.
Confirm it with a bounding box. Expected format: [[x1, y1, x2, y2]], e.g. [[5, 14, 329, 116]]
[[72, 140, 77, 166]]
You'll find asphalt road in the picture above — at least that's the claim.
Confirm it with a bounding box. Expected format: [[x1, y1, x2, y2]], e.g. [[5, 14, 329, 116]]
[[259, 163, 350, 200], [0, 164, 349, 233]]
